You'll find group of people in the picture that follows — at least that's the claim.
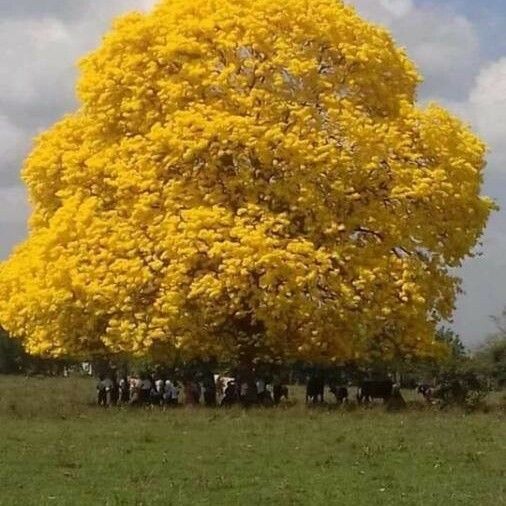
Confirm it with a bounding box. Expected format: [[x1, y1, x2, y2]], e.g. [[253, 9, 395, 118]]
[[96, 373, 289, 408], [97, 374, 181, 407]]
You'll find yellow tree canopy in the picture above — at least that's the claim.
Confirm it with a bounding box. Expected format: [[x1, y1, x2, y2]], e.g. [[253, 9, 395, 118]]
[[0, 0, 493, 364]]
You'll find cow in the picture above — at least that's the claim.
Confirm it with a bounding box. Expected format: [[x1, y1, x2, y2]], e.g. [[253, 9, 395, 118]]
[[417, 384, 434, 403], [214, 374, 235, 399], [356, 380, 393, 403], [221, 380, 239, 406], [432, 379, 467, 406], [273, 384, 289, 404], [306, 375, 325, 403], [329, 385, 349, 404]]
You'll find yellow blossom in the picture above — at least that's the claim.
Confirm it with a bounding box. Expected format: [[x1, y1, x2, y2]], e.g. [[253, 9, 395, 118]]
[[0, 0, 493, 364]]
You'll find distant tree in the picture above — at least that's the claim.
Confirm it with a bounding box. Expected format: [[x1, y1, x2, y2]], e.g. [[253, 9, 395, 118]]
[[490, 307, 506, 334], [392, 327, 466, 386], [473, 311, 506, 387], [474, 336, 506, 388], [436, 327, 467, 360]]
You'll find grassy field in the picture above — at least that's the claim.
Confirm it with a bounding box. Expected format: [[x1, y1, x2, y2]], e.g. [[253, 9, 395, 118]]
[[0, 376, 504, 506]]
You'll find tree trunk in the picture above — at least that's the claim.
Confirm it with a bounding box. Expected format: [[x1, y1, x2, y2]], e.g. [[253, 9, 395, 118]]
[[237, 362, 258, 407], [233, 314, 264, 406]]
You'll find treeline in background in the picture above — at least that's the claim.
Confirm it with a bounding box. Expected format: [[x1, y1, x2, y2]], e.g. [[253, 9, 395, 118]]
[[2, 325, 504, 391]]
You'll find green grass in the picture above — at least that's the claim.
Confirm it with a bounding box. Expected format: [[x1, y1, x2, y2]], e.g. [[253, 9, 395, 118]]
[[0, 376, 504, 506]]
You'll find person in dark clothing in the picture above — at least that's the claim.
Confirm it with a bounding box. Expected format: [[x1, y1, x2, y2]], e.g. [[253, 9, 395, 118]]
[[118, 377, 130, 404], [202, 373, 217, 407], [150, 379, 164, 406], [139, 375, 152, 404], [386, 384, 407, 411], [97, 375, 107, 407], [109, 374, 119, 406], [261, 385, 274, 406], [273, 382, 289, 404], [191, 380, 202, 405]]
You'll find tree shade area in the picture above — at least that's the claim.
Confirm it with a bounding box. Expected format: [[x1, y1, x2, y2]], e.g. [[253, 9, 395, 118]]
[[0, 0, 493, 365]]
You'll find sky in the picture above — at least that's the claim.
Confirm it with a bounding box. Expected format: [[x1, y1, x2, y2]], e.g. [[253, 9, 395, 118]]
[[0, 0, 505, 347]]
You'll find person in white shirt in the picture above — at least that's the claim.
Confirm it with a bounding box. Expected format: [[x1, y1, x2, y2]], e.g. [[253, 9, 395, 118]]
[[256, 378, 266, 401], [163, 380, 178, 406]]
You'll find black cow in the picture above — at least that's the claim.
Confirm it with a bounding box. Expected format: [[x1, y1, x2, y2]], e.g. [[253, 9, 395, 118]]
[[329, 385, 349, 404], [432, 379, 467, 406], [273, 384, 289, 405], [357, 380, 393, 403], [306, 375, 325, 403]]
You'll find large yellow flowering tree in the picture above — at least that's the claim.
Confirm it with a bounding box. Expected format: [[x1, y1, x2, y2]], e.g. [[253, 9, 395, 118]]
[[0, 0, 493, 366]]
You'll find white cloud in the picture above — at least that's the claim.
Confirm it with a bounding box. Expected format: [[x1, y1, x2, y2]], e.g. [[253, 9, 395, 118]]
[[0, 0, 85, 20], [453, 211, 506, 344], [0, 2, 156, 128], [469, 58, 506, 155], [0, 186, 29, 258], [439, 56, 506, 167], [0, 186, 29, 257], [0, 19, 75, 125], [0, 116, 29, 182], [379, 0, 414, 18], [0, 186, 28, 224], [0, 1, 156, 254], [0, 1, 158, 184], [439, 57, 506, 344], [351, 1, 481, 100]]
